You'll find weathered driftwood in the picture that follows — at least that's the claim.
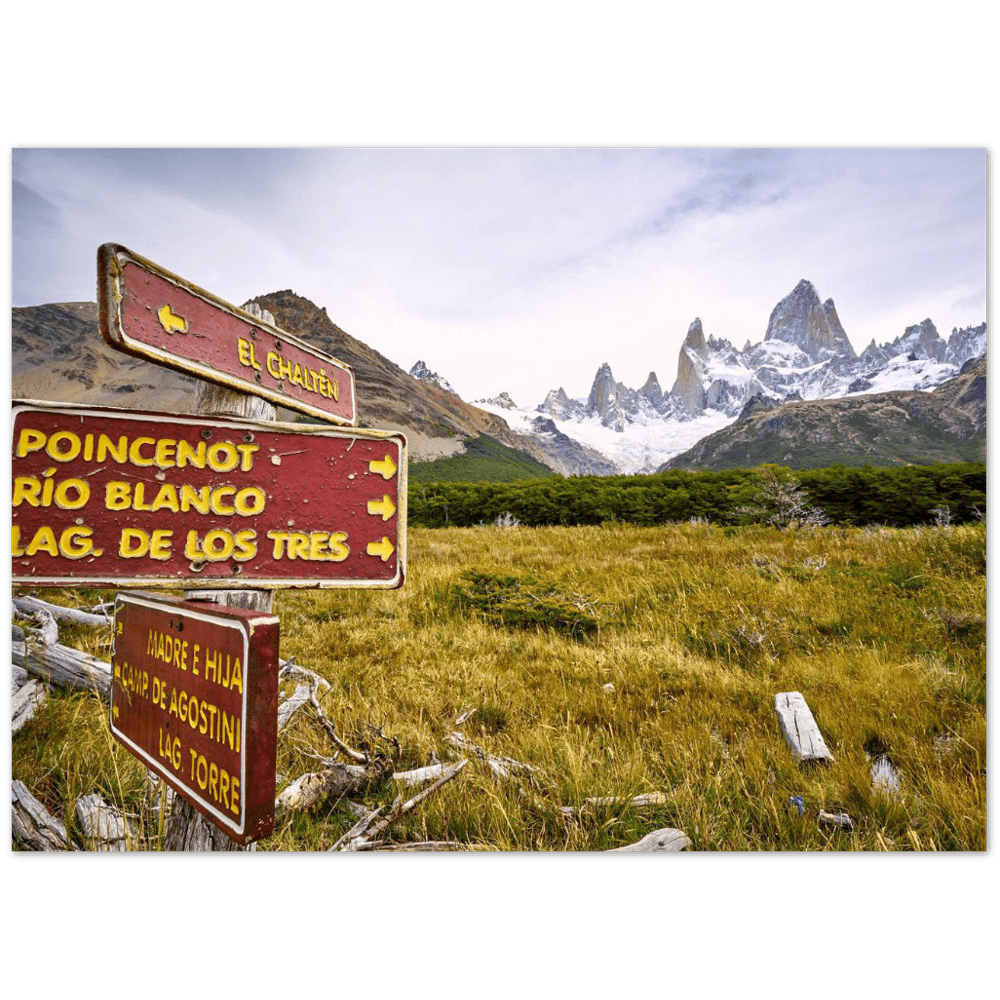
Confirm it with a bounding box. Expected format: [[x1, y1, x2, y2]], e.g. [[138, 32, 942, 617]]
[[357, 840, 465, 852], [13, 594, 111, 629], [24, 608, 60, 647], [609, 828, 691, 852], [310, 691, 369, 764], [277, 683, 314, 732], [560, 792, 669, 818], [275, 762, 389, 816], [819, 810, 854, 831], [774, 691, 834, 763], [12, 662, 29, 693], [445, 731, 539, 782], [12, 678, 47, 734], [332, 759, 468, 852], [278, 660, 330, 693], [12, 781, 77, 851], [393, 762, 456, 787], [12, 638, 112, 698], [75, 793, 135, 851]]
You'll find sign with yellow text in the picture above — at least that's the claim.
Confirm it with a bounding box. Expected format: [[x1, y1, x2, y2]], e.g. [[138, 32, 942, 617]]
[[12, 400, 406, 588], [98, 243, 357, 426], [110, 592, 279, 843]]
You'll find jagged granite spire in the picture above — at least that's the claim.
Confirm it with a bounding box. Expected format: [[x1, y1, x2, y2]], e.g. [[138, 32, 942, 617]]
[[670, 318, 709, 415], [764, 280, 856, 361], [587, 362, 627, 431]]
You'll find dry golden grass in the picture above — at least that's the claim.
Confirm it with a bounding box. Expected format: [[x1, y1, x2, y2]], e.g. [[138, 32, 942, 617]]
[[13, 520, 986, 851]]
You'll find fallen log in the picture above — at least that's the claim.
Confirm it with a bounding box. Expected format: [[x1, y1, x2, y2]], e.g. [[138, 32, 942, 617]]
[[278, 661, 330, 694], [275, 761, 390, 816], [358, 840, 465, 852], [75, 793, 135, 851], [774, 691, 834, 763], [12, 781, 77, 851], [13, 595, 111, 629], [333, 759, 468, 852], [12, 639, 112, 699], [393, 763, 455, 788], [12, 663, 29, 693], [609, 828, 691, 852], [819, 810, 854, 832], [277, 683, 313, 732], [445, 731, 540, 783], [12, 678, 47, 734], [23, 608, 60, 647], [560, 792, 669, 818]]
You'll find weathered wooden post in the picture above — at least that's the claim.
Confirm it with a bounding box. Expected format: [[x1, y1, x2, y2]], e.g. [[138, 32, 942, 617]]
[[166, 363, 277, 851]]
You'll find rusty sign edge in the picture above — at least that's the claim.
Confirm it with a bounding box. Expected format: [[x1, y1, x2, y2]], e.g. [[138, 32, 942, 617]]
[[97, 242, 359, 428], [11, 398, 407, 590]]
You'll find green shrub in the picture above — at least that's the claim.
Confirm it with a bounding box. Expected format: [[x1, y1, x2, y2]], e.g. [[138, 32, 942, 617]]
[[453, 571, 605, 640]]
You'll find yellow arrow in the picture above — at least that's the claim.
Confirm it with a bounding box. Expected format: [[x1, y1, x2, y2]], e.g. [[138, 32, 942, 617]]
[[112, 705, 119, 720], [367, 537, 395, 561], [367, 495, 396, 521], [369, 454, 397, 480], [157, 304, 189, 334]]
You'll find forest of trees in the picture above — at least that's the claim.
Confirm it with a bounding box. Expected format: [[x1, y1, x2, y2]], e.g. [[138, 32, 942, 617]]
[[407, 462, 986, 529]]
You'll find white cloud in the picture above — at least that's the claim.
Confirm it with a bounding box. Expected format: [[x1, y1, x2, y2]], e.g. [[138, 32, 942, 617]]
[[12, 147, 987, 407]]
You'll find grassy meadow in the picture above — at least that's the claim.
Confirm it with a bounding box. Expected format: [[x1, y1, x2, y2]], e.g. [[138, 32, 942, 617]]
[[12, 518, 986, 851]]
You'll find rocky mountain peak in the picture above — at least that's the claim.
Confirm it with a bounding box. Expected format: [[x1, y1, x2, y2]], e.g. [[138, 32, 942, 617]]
[[409, 359, 456, 395], [537, 386, 586, 422], [899, 319, 944, 360], [639, 371, 663, 407], [684, 318, 708, 357], [764, 279, 855, 362], [587, 362, 626, 431], [474, 390, 518, 410]]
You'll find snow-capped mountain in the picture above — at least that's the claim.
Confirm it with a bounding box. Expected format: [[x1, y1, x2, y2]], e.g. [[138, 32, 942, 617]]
[[409, 359, 457, 395], [444, 279, 986, 475]]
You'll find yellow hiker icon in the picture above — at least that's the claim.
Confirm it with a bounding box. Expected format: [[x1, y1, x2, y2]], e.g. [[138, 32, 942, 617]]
[[157, 304, 189, 334]]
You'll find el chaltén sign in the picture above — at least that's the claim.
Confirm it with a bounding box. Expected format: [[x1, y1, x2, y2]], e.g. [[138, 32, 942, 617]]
[[12, 245, 408, 844], [98, 243, 358, 426]]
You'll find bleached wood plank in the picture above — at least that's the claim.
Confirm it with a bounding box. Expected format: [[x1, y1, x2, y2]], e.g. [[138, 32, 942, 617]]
[[12, 678, 47, 734], [13, 595, 111, 629], [774, 691, 834, 763], [11, 781, 77, 851], [75, 794, 135, 851], [12, 639, 112, 698], [609, 828, 691, 852]]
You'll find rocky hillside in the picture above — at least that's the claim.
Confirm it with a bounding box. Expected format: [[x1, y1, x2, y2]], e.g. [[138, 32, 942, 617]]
[[11, 293, 555, 469], [12, 301, 200, 411], [659, 354, 987, 471]]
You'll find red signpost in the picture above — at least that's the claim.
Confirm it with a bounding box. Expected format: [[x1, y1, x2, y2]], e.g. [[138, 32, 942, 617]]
[[13, 243, 408, 848], [110, 592, 279, 844], [12, 400, 406, 589], [98, 243, 358, 427]]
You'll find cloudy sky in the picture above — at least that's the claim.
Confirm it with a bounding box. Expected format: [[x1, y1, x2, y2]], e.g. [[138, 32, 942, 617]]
[[12, 147, 986, 406]]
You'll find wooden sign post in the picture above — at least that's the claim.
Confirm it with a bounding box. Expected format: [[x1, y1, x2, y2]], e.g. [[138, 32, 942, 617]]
[[110, 591, 279, 844], [10, 246, 409, 851]]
